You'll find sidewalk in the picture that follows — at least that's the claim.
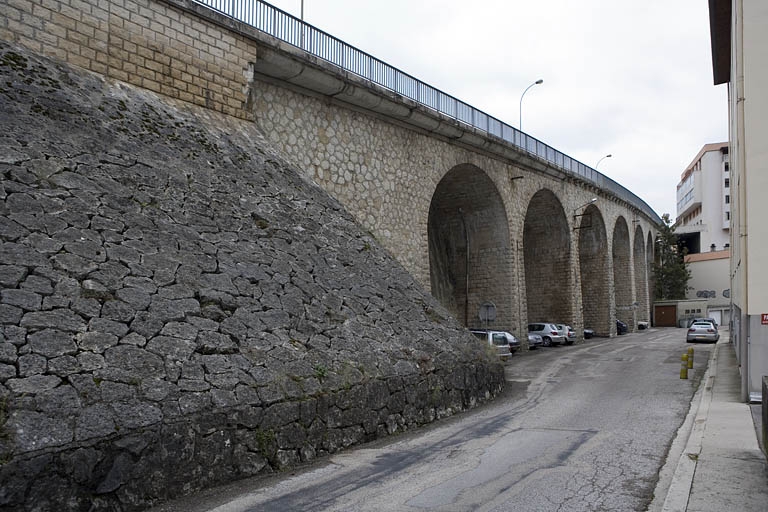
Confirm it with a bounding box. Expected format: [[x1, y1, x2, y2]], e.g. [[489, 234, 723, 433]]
[[657, 335, 768, 511]]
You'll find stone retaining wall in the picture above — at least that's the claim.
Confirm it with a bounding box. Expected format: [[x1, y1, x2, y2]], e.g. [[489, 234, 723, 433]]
[[0, 42, 503, 510]]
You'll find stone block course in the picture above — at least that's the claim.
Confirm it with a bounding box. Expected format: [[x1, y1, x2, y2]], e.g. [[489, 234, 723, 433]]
[[0, 41, 503, 510]]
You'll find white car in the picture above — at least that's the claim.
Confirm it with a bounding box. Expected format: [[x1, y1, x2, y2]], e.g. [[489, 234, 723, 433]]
[[527, 323, 567, 346], [555, 324, 576, 345]]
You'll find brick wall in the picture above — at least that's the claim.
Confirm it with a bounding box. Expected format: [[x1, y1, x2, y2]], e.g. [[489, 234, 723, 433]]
[[1, 0, 254, 119]]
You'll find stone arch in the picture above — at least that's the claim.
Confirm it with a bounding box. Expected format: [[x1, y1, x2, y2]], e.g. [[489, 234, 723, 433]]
[[634, 225, 649, 323], [578, 204, 610, 335], [647, 231, 655, 317], [523, 189, 571, 325], [612, 217, 633, 331], [428, 164, 513, 329]]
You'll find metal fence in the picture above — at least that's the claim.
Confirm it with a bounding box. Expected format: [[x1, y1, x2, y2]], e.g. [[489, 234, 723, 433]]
[[193, 0, 660, 223]]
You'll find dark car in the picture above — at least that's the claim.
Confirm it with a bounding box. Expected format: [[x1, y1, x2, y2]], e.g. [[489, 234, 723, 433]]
[[616, 320, 628, 335], [583, 328, 595, 339]]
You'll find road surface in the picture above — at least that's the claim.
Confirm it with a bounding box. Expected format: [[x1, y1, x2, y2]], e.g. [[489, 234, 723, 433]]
[[151, 327, 711, 512]]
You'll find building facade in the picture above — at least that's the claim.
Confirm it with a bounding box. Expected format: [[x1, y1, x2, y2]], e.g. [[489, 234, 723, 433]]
[[675, 143, 731, 327], [676, 142, 730, 253], [709, 0, 768, 401]]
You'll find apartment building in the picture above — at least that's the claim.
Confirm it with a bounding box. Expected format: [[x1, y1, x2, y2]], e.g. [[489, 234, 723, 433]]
[[709, 0, 768, 401], [676, 142, 730, 253], [675, 143, 731, 328]]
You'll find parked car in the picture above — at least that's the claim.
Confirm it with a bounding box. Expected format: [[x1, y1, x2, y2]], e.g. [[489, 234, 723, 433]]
[[565, 325, 576, 345], [527, 333, 544, 349], [687, 317, 719, 329], [583, 328, 595, 339], [527, 323, 566, 346], [616, 320, 628, 335], [686, 321, 720, 343], [470, 329, 518, 359], [554, 324, 577, 345]]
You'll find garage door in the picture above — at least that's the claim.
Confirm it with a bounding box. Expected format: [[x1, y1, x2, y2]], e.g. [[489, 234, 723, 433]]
[[654, 305, 677, 327]]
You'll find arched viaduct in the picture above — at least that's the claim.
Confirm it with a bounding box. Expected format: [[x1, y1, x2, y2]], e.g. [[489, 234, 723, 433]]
[[231, 6, 661, 342], [3, 0, 661, 342]]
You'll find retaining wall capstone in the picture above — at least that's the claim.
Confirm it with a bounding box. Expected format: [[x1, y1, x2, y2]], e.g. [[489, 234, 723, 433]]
[[0, 42, 504, 511]]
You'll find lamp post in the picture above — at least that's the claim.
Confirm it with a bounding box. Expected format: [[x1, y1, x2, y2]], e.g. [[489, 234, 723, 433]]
[[596, 154, 612, 169], [519, 79, 543, 131], [573, 197, 598, 229], [575, 197, 598, 213]]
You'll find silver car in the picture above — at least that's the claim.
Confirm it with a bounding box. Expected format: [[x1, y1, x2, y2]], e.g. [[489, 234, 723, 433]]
[[686, 321, 719, 343], [527, 333, 544, 349], [470, 329, 515, 359], [555, 324, 576, 345], [527, 323, 566, 346]]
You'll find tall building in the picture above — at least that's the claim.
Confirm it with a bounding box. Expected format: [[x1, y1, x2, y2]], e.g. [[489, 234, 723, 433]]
[[675, 142, 730, 253], [675, 142, 731, 328], [708, 0, 768, 402]]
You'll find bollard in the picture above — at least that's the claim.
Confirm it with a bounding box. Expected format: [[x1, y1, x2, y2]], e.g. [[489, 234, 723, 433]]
[[680, 353, 688, 379], [687, 347, 694, 369]]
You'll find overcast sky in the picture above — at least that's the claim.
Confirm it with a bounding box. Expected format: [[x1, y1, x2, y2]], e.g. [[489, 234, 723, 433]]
[[265, 0, 728, 219]]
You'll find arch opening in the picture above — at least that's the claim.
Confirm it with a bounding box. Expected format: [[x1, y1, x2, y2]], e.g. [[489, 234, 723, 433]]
[[613, 217, 633, 331], [578, 204, 610, 335], [428, 165, 513, 330], [647, 231, 655, 307], [523, 189, 572, 326], [634, 225, 649, 324]]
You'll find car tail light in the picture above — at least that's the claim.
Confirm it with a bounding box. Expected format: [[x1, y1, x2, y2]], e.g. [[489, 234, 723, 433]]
[[708, 329, 715, 333], [550, 331, 558, 335], [688, 328, 695, 332]]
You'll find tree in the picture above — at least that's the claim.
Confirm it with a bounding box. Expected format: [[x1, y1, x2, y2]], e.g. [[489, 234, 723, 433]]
[[653, 213, 691, 300]]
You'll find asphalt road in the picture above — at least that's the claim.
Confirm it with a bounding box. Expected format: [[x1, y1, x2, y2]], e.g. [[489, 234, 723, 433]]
[[151, 327, 712, 512]]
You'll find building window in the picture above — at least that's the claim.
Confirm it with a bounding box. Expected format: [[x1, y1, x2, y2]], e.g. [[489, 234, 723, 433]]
[[726, 211, 730, 220], [725, 195, 730, 204], [725, 178, 729, 188], [725, 162, 729, 172]]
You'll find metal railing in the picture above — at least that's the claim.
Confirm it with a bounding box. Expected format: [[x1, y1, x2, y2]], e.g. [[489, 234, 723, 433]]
[[193, 0, 661, 223]]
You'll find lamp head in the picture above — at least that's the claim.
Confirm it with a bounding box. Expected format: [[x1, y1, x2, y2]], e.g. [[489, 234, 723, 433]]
[[535, 79, 543, 84]]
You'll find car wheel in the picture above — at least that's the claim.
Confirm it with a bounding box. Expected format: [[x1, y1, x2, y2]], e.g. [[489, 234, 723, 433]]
[[565, 339, 574, 345], [543, 337, 551, 347]]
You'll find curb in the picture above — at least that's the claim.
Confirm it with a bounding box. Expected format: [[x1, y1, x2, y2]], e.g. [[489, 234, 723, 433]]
[[660, 340, 720, 512]]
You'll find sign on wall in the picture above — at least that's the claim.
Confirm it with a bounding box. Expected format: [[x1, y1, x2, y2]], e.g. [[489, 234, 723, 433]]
[[761, 313, 768, 325]]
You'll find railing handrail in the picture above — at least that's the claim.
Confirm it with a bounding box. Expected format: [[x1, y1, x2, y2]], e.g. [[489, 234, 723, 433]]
[[193, 0, 661, 224]]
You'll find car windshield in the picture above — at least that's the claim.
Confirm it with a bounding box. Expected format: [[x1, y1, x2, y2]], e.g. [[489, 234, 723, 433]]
[[491, 333, 508, 346]]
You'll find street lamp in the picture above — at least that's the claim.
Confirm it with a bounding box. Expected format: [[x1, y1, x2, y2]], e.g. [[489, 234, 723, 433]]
[[573, 197, 598, 229], [519, 79, 543, 131], [575, 197, 598, 212], [596, 154, 612, 169]]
